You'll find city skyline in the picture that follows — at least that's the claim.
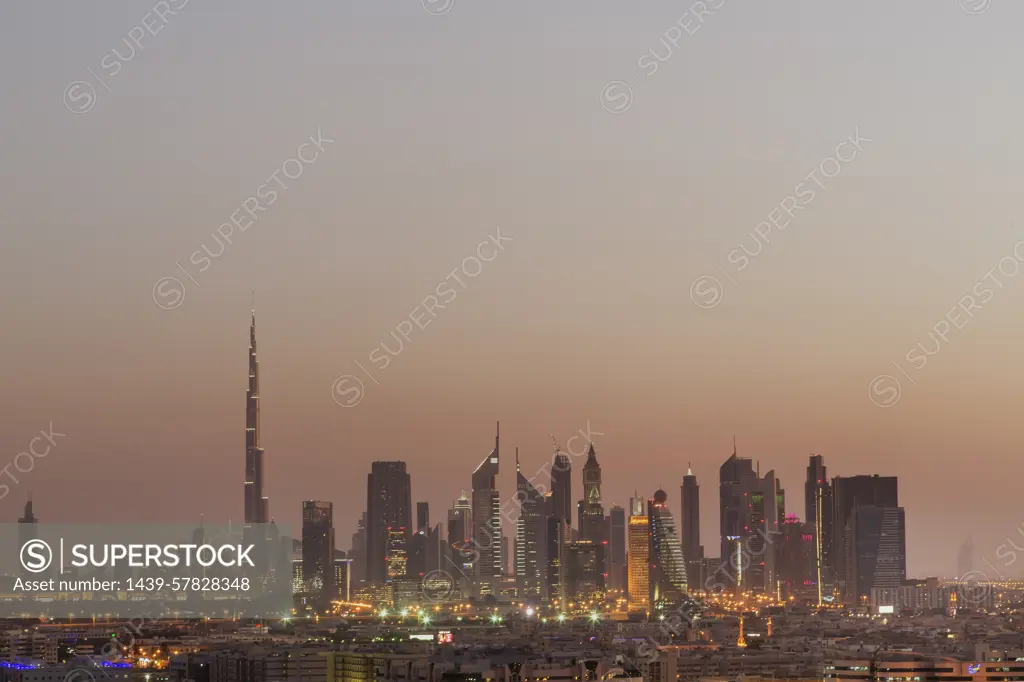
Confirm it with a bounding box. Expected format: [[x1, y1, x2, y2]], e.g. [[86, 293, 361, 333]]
[[5, 2, 1024, 583]]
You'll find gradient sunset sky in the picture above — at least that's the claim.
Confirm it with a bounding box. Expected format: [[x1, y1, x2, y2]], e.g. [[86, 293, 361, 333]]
[[2, 1, 1024, 579]]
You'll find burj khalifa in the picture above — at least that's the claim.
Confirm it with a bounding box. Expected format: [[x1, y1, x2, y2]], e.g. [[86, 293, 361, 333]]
[[245, 311, 270, 527]]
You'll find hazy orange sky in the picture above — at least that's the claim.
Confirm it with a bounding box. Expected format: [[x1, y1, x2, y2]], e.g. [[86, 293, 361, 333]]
[[2, 1, 1024, 578]]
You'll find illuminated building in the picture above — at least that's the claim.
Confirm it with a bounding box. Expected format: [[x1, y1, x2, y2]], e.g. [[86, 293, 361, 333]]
[[805, 454, 834, 599], [567, 539, 603, 604], [366, 461, 412, 585], [647, 489, 688, 609], [579, 445, 606, 545], [244, 310, 270, 528], [302, 500, 336, 608], [386, 527, 408, 579], [681, 465, 704, 590], [627, 496, 649, 611], [515, 449, 546, 600], [471, 423, 502, 597], [546, 516, 569, 604]]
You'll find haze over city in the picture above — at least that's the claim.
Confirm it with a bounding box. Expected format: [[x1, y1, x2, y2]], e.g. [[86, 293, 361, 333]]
[[4, 0, 1024, 582]]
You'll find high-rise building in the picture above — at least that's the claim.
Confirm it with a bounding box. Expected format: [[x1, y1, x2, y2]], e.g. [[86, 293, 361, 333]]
[[831, 474, 898, 601], [958, 534, 974, 578], [845, 505, 906, 604], [747, 469, 783, 594], [515, 450, 547, 600], [567, 540, 603, 604], [546, 516, 569, 606], [608, 506, 627, 595], [777, 515, 817, 602], [416, 502, 430, 533], [448, 492, 473, 599], [349, 512, 366, 585], [648, 489, 688, 609], [334, 558, 352, 602], [579, 445, 605, 544], [805, 455, 833, 598], [627, 493, 649, 611], [386, 527, 408, 579], [302, 501, 335, 608], [366, 461, 412, 585], [681, 465, 703, 591], [551, 451, 573, 525], [18, 496, 41, 580], [471, 423, 502, 597], [719, 443, 756, 590], [244, 312, 270, 528]]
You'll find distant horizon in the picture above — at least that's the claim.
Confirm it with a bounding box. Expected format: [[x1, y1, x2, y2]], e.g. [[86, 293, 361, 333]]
[[4, 1, 1024, 584]]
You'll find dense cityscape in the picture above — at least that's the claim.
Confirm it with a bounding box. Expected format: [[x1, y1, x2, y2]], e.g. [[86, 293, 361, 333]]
[[6, 2, 1024, 680], [0, 315, 1021, 682]]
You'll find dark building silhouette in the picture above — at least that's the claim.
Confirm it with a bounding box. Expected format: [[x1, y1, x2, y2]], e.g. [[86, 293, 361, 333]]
[[551, 451, 573, 526], [607, 506, 627, 594], [471, 424, 501, 597], [845, 504, 906, 604], [567, 539, 603, 603], [579, 445, 605, 544], [416, 502, 430, 533], [681, 465, 703, 590], [805, 455, 834, 596], [366, 461, 412, 585], [302, 500, 335, 608], [831, 474, 898, 601], [720, 442, 756, 588]]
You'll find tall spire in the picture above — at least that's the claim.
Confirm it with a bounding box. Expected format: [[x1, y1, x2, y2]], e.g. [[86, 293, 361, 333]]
[[245, 311, 269, 526], [686, 462, 693, 476], [516, 447, 520, 472], [732, 434, 737, 456]]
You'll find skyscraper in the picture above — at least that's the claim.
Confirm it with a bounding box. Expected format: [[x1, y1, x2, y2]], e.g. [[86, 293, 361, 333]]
[[244, 311, 269, 527], [681, 465, 703, 591], [648, 489, 688, 609], [958, 533, 974, 578], [417, 502, 430, 533], [302, 501, 335, 608], [515, 449, 546, 600], [546, 516, 569, 606], [551, 450, 572, 525], [579, 444, 605, 544], [720, 442, 756, 590], [366, 461, 412, 585], [845, 504, 906, 604], [831, 474, 898, 601], [471, 423, 501, 597], [608, 506, 627, 595], [627, 493, 649, 611], [805, 454, 833, 598]]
